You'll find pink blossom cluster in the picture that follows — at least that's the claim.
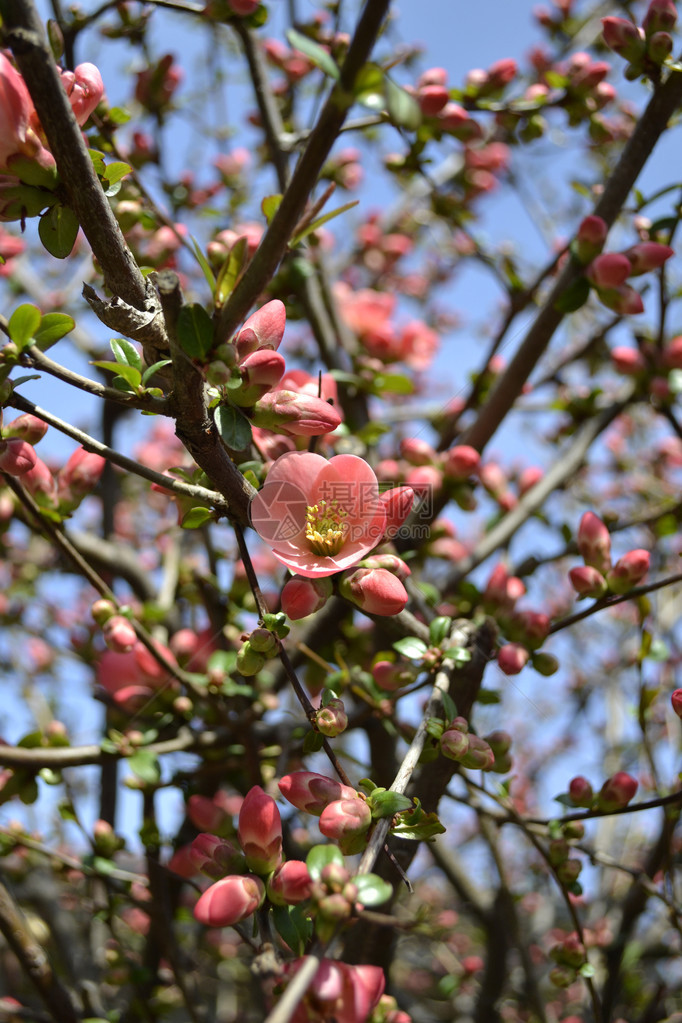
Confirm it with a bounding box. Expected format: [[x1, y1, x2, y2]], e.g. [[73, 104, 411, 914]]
[[440, 718, 513, 774], [611, 331, 682, 393], [569, 511, 650, 599], [482, 562, 556, 677], [334, 283, 439, 370], [567, 771, 638, 812], [602, 0, 677, 78]]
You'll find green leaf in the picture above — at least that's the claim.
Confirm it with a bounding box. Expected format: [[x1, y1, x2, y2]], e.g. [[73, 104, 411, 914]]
[[554, 276, 590, 314], [189, 236, 216, 295], [393, 636, 428, 659], [108, 106, 131, 125], [180, 506, 213, 529], [384, 75, 422, 131], [102, 161, 131, 187], [289, 200, 359, 247], [354, 62, 386, 110], [429, 616, 452, 646], [368, 789, 413, 818], [33, 312, 74, 350], [8, 304, 41, 349], [271, 905, 313, 956], [477, 687, 500, 704], [262, 193, 283, 223], [306, 843, 345, 880], [128, 750, 161, 785], [88, 149, 106, 175], [354, 873, 393, 907], [177, 303, 214, 360], [302, 729, 324, 754], [440, 691, 457, 725], [214, 404, 253, 449], [553, 792, 575, 807], [38, 204, 80, 258], [141, 358, 172, 385], [286, 28, 340, 80], [110, 337, 143, 371], [373, 373, 415, 395], [215, 236, 248, 310], [91, 361, 142, 389], [390, 800, 445, 841], [357, 422, 389, 445]]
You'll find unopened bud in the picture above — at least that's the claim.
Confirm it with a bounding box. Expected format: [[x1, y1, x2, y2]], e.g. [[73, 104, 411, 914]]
[[569, 775, 594, 808], [497, 643, 530, 675], [597, 771, 638, 811], [315, 697, 348, 737], [606, 549, 650, 593], [569, 565, 608, 599], [577, 512, 611, 573]]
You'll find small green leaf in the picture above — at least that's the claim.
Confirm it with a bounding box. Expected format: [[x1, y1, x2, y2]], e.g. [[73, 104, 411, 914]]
[[373, 373, 414, 395], [393, 636, 428, 659], [177, 303, 214, 360], [302, 729, 325, 754], [289, 200, 359, 247], [180, 506, 213, 529], [88, 149, 106, 175], [215, 237, 248, 310], [306, 843, 345, 879], [286, 28, 340, 80], [384, 75, 422, 131], [189, 236, 216, 295], [214, 404, 253, 449], [354, 62, 386, 110], [554, 276, 590, 314], [553, 792, 575, 807], [368, 789, 413, 818], [440, 691, 457, 725], [477, 687, 500, 704], [39, 204, 80, 258], [110, 337, 143, 370], [102, 161, 131, 187], [262, 193, 283, 223], [271, 904, 313, 956], [33, 312, 74, 350], [128, 750, 161, 785], [429, 616, 452, 646], [141, 358, 172, 385], [92, 361, 142, 389], [354, 873, 393, 907], [8, 304, 41, 349]]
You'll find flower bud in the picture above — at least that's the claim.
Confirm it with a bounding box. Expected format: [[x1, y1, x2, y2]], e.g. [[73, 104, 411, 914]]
[[379, 486, 414, 538], [418, 84, 449, 116], [0, 438, 37, 476], [601, 17, 646, 63], [237, 785, 282, 874], [624, 242, 674, 276], [236, 641, 265, 676], [661, 336, 682, 369], [531, 651, 559, 676], [497, 643, 530, 675], [597, 284, 644, 315], [518, 466, 543, 494], [400, 437, 437, 466], [458, 734, 495, 771], [569, 776, 594, 808], [358, 553, 411, 582], [2, 413, 48, 445], [577, 512, 611, 573], [250, 389, 341, 436], [189, 833, 242, 879], [372, 660, 415, 692], [233, 299, 286, 359], [315, 697, 348, 737], [319, 797, 372, 855], [586, 252, 631, 289], [647, 30, 674, 62], [671, 689, 682, 719], [187, 794, 231, 833], [193, 874, 264, 927], [440, 727, 470, 761], [230, 349, 286, 406], [278, 771, 358, 816], [102, 615, 137, 653], [443, 444, 480, 479], [338, 567, 408, 616], [556, 858, 582, 885], [548, 838, 569, 866], [642, 0, 677, 37], [268, 860, 312, 905], [569, 565, 608, 599], [248, 627, 279, 654], [606, 549, 650, 593], [281, 575, 332, 620], [573, 215, 608, 263], [597, 771, 638, 811], [611, 346, 646, 375], [485, 731, 512, 756], [91, 598, 116, 626]]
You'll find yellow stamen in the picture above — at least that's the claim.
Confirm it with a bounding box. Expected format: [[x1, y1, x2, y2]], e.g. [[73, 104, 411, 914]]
[[305, 500, 348, 557]]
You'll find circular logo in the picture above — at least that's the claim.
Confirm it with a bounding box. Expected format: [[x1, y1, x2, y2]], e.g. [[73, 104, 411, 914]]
[[249, 479, 307, 542]]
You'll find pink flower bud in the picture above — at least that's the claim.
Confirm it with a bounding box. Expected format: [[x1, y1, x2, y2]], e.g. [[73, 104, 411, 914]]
[[671, 689, 682, 719], [234, 299, 286, 358], [611, 346, 646, 374], [624, 242, 674, 276], [484, 563, 525, 612], [338, 567, 408, 616], [574, 215, 608, 263], [226, 0, 260, 14], [577, 511, 611, 573], [598, 284, 644, 315], [250, 389, 341, 436], [230, 349, 286, 406], [661, 336, 682, 369], [379, 487, 414, 538], [193, 874, 264, 927], [268, 860, 312, 905], [601, 17, 646, 62], [418, 67, 448, 88], [281, 575, 332, 620], [319, 797, 372, 855], [642, 0, 677, 36], [237, 785, 282, 874], [497, 643, 530, 675], [443, 444, 481, 479], [58, 446, 106, 496], [0, 438, 37, 476], [606, 549, 650, 593], [517, 466, 543, 494], [597, 771, 638, 811], [487, 58, 517, 89], [440, 727, 470, 761], [418, 84, 449, 116], [459, 734, 495, 771], [358, 553, 411, 581], [586, 252, 631, 289], [102, 615, 137, 653], [439, 102, 482, 140], [278, 771, 358, 816], [569, 776, 594, 808], [569, 565, 608, 598], [2, 413, 48, 445], [405, 464, 443, 494], [647, 30, 674, 62], [187, 793, 231, 833], [400, 437, 437, 466], [510, 610, 551, 650], [91, 598, 116, 626], [372, 660, 415, 691], [315, 697, 348, 737], [189, 833, 241, 879]]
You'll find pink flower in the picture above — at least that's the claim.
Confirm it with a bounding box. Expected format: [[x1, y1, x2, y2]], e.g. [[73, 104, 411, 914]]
[[193, 874, 264, 927], [379, 487, 414, 538], [671, 689, 682, 719], [57, 63, 104, 126], [0, 54, 53, 171], [57, 446, 106, 505], [286, 959, 385, 1023], [398, 320, 439, 370], [189, 834, 242, 879], [278, 771, 358, 816], [250, 452, 386, 578], [237, 785, 282, 874]]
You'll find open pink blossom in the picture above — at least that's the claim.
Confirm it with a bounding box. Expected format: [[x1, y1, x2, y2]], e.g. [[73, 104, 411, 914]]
[[286, 959, 385, 1023], [250, 451, 386, 578]]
